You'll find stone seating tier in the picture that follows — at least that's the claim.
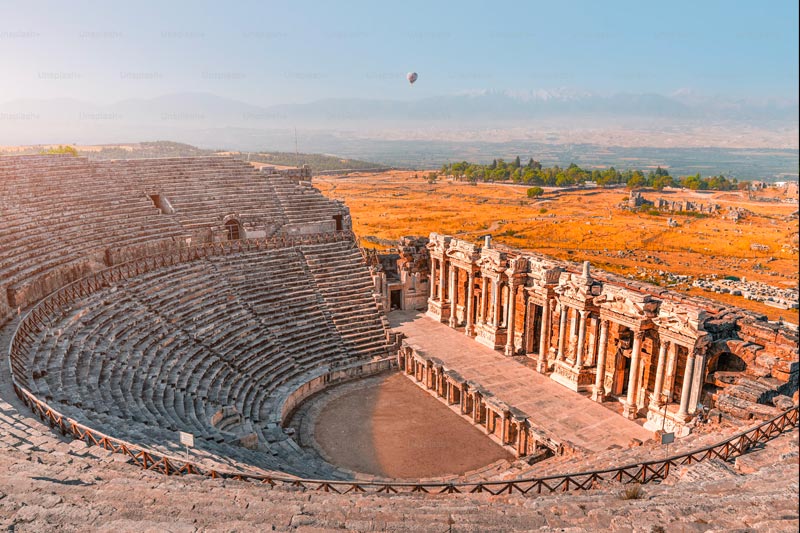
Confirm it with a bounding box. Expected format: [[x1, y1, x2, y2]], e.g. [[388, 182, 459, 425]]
[[19, 242, 393, 477], [0, 154, 349, 324]]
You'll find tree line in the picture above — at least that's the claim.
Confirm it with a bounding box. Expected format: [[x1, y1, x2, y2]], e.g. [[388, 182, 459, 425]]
[[439, 157, 745, 191]]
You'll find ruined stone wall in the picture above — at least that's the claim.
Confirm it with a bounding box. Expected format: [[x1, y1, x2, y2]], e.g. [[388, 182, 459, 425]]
[[373, 236, 431, 312], [425, 232, 798, 432]]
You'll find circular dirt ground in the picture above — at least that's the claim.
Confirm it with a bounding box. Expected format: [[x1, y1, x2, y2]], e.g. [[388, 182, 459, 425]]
[[312, 372, 513, 478]]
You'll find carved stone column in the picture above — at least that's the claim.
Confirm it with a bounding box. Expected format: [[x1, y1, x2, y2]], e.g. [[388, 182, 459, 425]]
[[516, 423, 528, 456], [592, 319, 610, 401], [438, 258, 447, 300], [479, 276, 488, 324], [574, 310, 588, 368], [568, 309, 579, 361], [537, 297, 551, 373], [586, 317, 598, 366], [651, 340, 670, 406], [429, 258, 437, 299], [677, 351, 696, 418], [556, 304, 568, 360], [492, 280, 501, 327], [465, 271, 475, 336], [504, 282, 518, 356], [623, 331, 645, 419], [448, 266, 458, 328]]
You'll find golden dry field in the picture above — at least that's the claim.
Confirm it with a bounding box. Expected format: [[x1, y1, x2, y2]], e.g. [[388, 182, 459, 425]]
[[315, 171, 799, 322]]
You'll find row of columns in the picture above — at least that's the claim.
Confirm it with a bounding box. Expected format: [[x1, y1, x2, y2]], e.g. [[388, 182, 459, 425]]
[[431, 256, 518, 345], [430, 257, 701, 423], [617, 331, 697, 420], [399, 348, 541, 458]]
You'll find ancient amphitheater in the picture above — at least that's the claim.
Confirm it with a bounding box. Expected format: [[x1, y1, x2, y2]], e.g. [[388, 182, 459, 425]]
[[0, 154, 798, 532]]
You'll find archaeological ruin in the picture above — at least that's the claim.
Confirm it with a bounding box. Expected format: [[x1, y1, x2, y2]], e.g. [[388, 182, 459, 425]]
[[0, 154, 797, 527]]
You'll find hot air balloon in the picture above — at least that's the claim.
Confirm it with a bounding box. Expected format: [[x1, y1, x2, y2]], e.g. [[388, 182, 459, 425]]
[[407, 72, 418, 85]]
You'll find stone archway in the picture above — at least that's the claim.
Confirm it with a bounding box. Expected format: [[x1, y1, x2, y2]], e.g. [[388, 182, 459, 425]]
[[708, 351, 747, 373], [224, 219, 241, 241]]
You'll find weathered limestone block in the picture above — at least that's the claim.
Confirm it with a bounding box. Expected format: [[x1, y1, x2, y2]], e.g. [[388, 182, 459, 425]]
[[707, 371, 739, 388], [754, 352, 779, 374], [772, 395, 795, 411], [771, 359, 799, 383], [765, 343, 799, 362], [715, 394, 779, 420], [738, 320, 779, 345], [747, 364, 772, 378], [703, 318, 737, 336], [9, 257, 103, 309], [776, 329, 799, 347], [0, 289, 11, 326], [105, 237, 183, 265]]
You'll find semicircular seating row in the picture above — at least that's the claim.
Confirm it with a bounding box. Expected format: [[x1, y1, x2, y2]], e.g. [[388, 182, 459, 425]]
[[0, 154, 345, 322], [20, 240, 393, 478]]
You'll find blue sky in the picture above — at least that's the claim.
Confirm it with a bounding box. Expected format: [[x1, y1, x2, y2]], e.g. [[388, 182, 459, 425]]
[[1, 0, 797, 105]]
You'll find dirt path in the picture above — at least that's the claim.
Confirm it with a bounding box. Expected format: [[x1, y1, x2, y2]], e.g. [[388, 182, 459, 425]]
[[312, 373, 513, 479]]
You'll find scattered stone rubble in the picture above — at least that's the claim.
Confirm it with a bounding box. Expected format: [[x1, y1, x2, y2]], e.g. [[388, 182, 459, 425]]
[[620, 191, 720, 215], [693, 277, 799, 310]]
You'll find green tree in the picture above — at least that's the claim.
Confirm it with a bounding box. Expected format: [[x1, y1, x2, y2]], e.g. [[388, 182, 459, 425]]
[[527, 186, 544, 198], [41, 145, 78, 156], [626, 173, 646, 189]]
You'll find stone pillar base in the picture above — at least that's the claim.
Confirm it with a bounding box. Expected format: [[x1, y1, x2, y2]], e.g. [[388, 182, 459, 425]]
[[475, 323, 506, 351], [591, 386, 605, 403], [550, 360, 596, 393], [426, 298, 450, 323], [643, 403, 693, 437], [622, 401, 638, 420]]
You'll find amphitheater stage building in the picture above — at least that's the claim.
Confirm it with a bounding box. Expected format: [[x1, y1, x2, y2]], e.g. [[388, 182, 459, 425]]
[[390, 310, 653, 457]]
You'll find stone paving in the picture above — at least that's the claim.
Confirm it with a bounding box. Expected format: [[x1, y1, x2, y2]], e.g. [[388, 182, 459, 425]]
[[389, 310, 654, 453], [1, 313, 798, 532]]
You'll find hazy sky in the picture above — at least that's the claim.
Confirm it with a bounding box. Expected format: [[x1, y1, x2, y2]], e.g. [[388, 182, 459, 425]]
[[1, 0, 797, 105]]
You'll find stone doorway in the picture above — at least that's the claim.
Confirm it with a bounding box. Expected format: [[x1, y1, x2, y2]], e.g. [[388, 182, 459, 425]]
[[225, 219, 241, 240], [390, 289, 402, 310], [614, 352, 632, 397]]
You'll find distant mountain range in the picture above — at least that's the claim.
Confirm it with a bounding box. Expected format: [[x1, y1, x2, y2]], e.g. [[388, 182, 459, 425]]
[[1, 90, 796, 133], [1, 91, 796, 170]]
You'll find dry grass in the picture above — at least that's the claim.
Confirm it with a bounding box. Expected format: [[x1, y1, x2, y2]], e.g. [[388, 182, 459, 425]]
[[316, 171, 799, 322], [619, 483, 646, 500]]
